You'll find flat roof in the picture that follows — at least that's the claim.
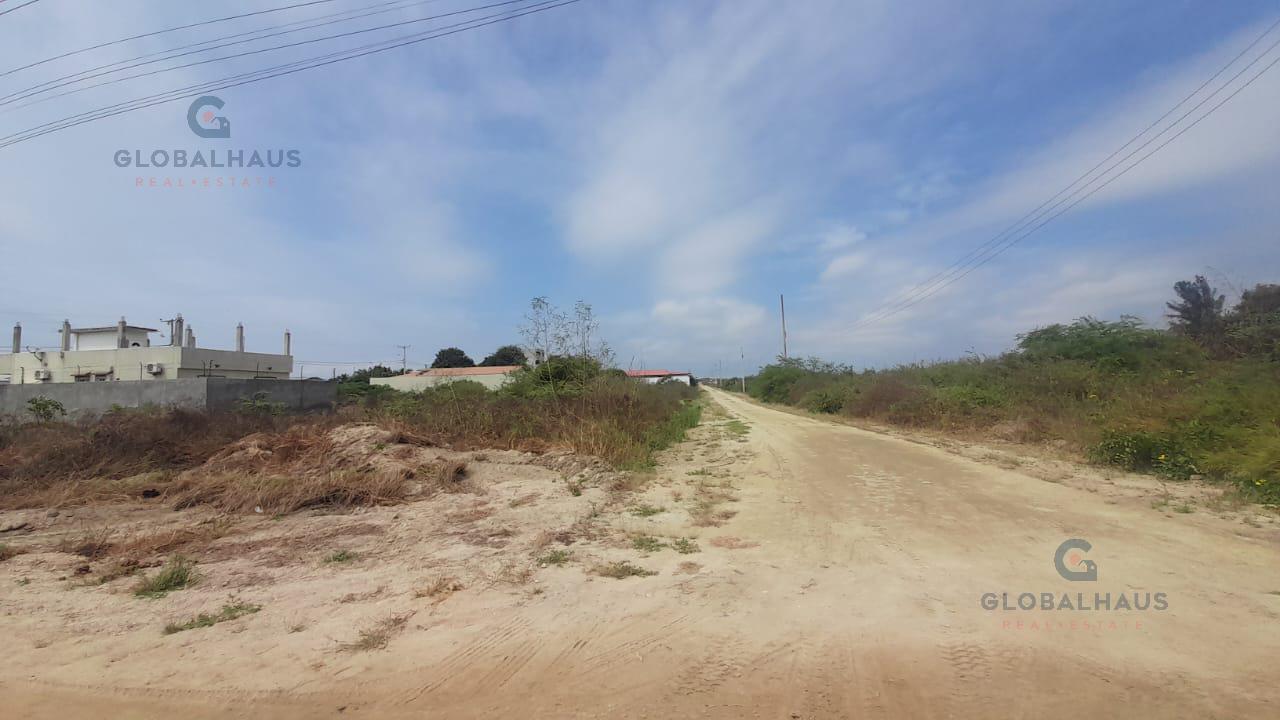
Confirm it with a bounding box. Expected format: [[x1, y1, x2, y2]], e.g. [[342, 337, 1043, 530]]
[[70, 325, 160, 334], [626, 369, 691, 377], [406, 366, 523, 377]]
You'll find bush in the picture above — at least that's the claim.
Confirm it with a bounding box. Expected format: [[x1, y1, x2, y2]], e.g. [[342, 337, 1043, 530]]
[[26, 396, 65, 422], [749, 364, 809, 404], [501, 356, 603, 398], [800, 388, 845, 414], [1017, 316, 1203, 372]]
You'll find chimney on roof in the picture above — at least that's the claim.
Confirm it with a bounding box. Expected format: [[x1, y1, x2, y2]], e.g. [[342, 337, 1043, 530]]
[[116, 317, 127, 349], [235, 323, 245, 353], [60, 319, 71, 351], [12, 322, 20, 353], [283, 329, 291, 356], [172, 314, 184, 347], [185, 326, 195, 348]]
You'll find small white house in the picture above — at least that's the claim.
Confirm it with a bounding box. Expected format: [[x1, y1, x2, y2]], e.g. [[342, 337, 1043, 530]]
[[625, 369, 693, 385]]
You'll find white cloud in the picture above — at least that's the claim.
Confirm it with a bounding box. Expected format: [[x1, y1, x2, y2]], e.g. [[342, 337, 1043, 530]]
[[818, 224, 867, 252], [820, 253, 870, 282]]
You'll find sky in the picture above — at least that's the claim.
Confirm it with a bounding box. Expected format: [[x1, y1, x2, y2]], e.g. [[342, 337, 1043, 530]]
[[1, 0, 1278, 377]]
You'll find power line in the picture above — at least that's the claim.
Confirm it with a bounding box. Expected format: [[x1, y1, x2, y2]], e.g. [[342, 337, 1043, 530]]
[[1, 0, 444, 109], [846, 18, 1280, 333], [0, 0, 533, 109], [0, 0, 41, 20], [852, 39, 1280, 332], [847, 16, 1280, 334], [0, 0, 342, 78], [0, 0, 582, 149]]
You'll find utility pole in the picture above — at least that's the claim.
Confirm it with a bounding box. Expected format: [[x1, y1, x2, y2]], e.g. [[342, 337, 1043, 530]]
[[396, 345, 410, 372], [779, 294, 789, 359], [740, 347, 746, 393]]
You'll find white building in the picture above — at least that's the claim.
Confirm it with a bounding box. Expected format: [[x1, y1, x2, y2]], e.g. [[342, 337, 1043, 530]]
[[371, 365, 523, 391], [1, 315, 293, 384], [625, 369, 693, 385]]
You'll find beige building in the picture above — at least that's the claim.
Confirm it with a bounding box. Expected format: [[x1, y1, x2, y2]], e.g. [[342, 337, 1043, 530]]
[[371, 365, 522, 392], [1, 315, 293, 384]]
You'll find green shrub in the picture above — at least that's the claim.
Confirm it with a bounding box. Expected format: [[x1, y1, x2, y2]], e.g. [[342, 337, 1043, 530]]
[[801, 388, 845, 414], [163, 602, 260, 635], [134, 555, 197, 598], [26, 396, 65, 423], [235, 392, 285, 416], [1017, 316, 1203, 372], [1090, 429, 1201, 479]]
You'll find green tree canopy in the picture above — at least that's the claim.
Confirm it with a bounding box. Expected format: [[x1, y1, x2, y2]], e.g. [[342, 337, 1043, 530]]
[[431, 347, 475, 368], [338, 364, 403, 384], [1167, 275, 1225, 346], [479, 344, 527, 367]]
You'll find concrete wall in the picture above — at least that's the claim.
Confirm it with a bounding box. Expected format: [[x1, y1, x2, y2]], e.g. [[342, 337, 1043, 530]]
[[0, 378, 334, 420], [371, 371, 516, 392], [177, 348, 292, 379], [74, 328, 152, 350]]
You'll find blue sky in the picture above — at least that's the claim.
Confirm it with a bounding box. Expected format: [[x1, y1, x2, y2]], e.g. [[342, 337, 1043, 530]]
[[1, 0, 1278, 377]]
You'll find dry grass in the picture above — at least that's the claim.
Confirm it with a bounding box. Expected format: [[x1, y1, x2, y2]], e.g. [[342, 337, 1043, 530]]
[[0, 409, 326, 509], [429, 459, 482, 495], [339, 586, 385, 603], [0, 379, 699, 517], [166, 468, 409, 514], [339, 613, 411, 652], [709, 536, 759, 549], [595, 561, 657, 579], [414, 576, 463, 600]]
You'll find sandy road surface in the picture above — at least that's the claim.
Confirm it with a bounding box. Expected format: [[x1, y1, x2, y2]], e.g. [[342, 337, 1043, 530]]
[[5, 388, 1280, 718]]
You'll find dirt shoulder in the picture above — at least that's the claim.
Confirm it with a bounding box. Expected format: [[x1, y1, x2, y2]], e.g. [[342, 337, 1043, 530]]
[[3, 393, 1280, 718]]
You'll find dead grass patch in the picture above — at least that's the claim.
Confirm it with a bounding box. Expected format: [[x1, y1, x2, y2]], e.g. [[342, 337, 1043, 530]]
[[595, 561, 656, 579], [446, 503, 493, 524], [338, 586, 385, 604], [166, 468, 410, 514], [414, 576, 463, 600], [709, 536, 758, 549], [339, 613, 411, 652]]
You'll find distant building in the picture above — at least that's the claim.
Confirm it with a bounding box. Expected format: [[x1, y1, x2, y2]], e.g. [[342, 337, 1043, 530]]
[[371, 365, 523, 392], [1, 315, 293, 384], [625, 369, 693, 385]]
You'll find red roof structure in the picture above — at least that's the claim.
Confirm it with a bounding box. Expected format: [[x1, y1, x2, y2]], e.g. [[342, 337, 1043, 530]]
[[625, 369, 691, 378]]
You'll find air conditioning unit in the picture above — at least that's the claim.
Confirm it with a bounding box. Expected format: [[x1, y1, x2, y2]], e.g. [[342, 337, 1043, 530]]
[[145, 362, 164, 375], [32, 369, 52, 381]]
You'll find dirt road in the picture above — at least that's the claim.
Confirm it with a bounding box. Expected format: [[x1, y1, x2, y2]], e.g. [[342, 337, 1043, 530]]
[[5, 388, 1280, 718]]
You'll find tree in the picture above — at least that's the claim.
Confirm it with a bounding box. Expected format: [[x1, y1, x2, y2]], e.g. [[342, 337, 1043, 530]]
[[337, 364, 403, 384], [431, 347, 475, 368], [1224, 283, 1280, 359], [479, 344, 527, 367], [519, 297, 614, 367], [519, 296, 566, 365], [1166, 275, 1224, 348]]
